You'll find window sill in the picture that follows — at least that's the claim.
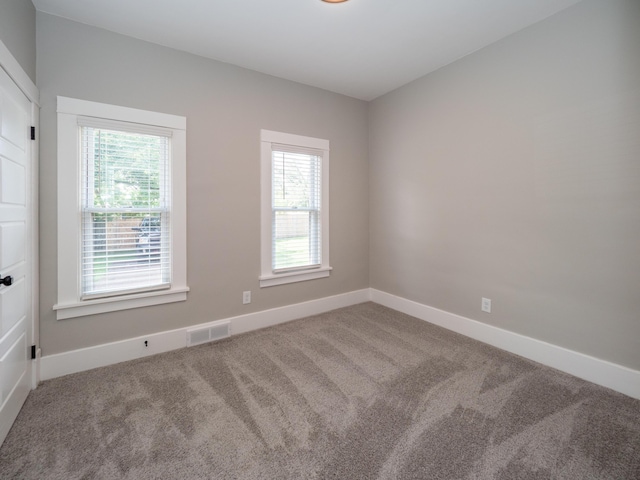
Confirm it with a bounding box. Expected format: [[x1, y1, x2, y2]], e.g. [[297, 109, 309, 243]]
[[53, 286, 189, 320], [259, 267, 332, 288]]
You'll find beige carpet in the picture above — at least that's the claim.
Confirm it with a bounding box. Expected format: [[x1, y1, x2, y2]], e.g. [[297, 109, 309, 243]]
[[1, 302, 639, 479]]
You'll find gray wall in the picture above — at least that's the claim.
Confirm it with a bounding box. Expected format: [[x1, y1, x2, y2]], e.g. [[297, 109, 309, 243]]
[[369, 0, 640, 370], [0, 0, 36, 82], [37, 13, 369, 355]]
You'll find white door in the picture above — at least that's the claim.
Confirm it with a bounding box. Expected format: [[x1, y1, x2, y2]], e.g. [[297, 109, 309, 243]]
[[0, 65, 32, 445]]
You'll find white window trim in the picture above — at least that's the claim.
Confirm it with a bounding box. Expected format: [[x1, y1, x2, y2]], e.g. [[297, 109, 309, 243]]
[[54, 96, 188, 319], [260, 129, 331, 288]]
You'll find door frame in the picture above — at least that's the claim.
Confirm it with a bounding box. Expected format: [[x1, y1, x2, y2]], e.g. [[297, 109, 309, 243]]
[[0, 39, 40, 388]]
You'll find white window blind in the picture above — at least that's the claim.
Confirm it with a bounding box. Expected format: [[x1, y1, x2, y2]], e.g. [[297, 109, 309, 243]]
[[80, 120, 171, 298], [272, 148, 322, 272]]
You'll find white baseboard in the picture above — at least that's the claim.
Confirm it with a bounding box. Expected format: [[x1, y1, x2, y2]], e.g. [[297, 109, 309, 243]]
[[40, 289, 371, 381], [31, 348, 41, 389], [370, 289, 640, 400]]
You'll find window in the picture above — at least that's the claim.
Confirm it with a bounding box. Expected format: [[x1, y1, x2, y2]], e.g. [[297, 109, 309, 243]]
[[260, 130, 331, 287], [55, 97, 188, 319]]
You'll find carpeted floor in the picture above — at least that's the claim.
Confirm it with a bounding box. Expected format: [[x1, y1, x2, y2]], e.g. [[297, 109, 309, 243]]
[[1, 302, 639, 479]]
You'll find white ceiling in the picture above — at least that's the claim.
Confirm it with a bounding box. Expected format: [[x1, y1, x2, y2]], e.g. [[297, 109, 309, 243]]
[[32, 0, 583, 101]]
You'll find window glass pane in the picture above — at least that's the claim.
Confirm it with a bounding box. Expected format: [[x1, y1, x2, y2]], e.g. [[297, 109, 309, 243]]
[[272, 151, 320, 209], [272, 211, 321, 270], [81, 126, 171, 297], [82, 127, 167, 209], [82, 212, 170, 295]]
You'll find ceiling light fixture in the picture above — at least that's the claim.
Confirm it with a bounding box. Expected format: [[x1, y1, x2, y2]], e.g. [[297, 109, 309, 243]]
[[321, 0, 349, 3]]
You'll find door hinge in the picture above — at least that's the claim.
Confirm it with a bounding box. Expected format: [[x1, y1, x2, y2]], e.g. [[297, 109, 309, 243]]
[[30, 126, 35, 140], [31, 344, 36, 359]]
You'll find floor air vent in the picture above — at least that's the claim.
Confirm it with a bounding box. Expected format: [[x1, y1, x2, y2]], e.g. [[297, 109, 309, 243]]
[[187, 321, 231, 347]]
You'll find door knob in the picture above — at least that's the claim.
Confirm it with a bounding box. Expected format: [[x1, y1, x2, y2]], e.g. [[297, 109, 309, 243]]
[[0, 275, 12, 286]]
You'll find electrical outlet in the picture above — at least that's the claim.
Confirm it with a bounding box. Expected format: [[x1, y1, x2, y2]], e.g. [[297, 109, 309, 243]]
[[243, 291, 251, 305], [481, 297, 491, 313]]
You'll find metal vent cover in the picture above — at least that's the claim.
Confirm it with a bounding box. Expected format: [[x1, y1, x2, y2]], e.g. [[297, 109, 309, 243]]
[[187, 321, 230, 347]]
